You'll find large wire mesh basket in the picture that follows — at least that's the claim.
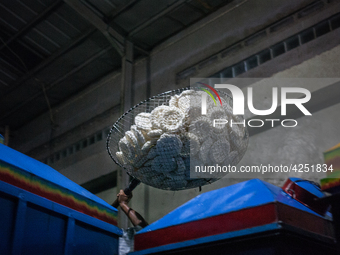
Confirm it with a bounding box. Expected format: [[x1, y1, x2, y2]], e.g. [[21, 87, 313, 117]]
[[107, 87, 248, 191]]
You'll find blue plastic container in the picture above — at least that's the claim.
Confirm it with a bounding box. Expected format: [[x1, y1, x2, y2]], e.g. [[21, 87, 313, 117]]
[[0, 144, 122, 255]]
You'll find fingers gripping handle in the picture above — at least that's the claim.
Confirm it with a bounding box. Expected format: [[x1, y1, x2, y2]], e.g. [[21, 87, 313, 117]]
[[112, 178, 141, 208], [124, 178, 141, 195]]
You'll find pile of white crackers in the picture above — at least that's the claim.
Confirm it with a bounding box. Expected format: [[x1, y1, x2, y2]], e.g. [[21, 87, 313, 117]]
[[115, 90, 247, 190]]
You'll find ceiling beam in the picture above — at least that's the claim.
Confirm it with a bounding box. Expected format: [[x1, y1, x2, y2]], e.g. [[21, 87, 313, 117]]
[[64, 0, 149, 55], [102, 30, 124, 57], [0, 28, 46, 60], [106, 0, 141, 21], [0, 45, 112, 123], [0, 0, 64, 52], [128, 0, 188, 37], [0, 28, 96, 100], [79, 0, 106, 19], [64, 0, 125, 45]]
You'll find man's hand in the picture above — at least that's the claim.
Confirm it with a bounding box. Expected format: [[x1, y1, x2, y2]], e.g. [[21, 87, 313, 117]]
[[113, 189, 148, 227], [117, 189, 132, 205]]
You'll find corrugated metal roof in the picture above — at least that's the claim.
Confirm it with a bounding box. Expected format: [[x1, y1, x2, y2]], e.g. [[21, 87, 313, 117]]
[[0, 0, 235, 131]]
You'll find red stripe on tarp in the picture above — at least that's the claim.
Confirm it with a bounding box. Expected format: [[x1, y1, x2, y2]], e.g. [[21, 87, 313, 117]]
[[276, 203, 334, 238], [135, 203, 277, 251], [0, 168, 117, 226]]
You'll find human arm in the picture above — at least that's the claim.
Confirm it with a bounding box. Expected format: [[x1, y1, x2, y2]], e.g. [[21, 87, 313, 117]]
[[116, 189, 149, 228]]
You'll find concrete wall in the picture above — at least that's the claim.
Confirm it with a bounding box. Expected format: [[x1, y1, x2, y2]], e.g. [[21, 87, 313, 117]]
[[11, 0, 340, 225], [137, 44, 340, 224]]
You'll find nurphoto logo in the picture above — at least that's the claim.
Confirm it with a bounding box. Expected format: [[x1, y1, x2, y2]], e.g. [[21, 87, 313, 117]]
[[200, 84, 312, 128]]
